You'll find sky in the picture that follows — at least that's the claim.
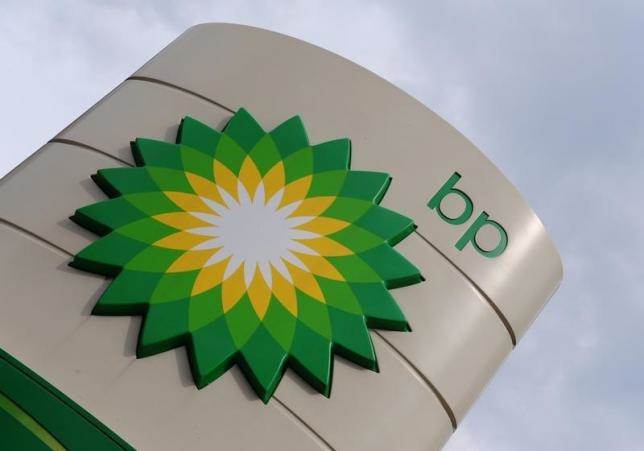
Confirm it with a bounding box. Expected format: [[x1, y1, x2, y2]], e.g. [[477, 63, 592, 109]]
[[1, 1, 643, 449]]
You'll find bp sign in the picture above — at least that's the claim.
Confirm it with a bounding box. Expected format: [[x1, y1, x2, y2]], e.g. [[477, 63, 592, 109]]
[[428, 172, 509, 258], [71, 110, 420, 402], [0, 24, 562, 450]]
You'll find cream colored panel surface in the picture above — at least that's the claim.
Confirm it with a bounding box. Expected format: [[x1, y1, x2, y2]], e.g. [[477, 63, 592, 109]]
[[57, 79, 232, 164], [385, 234, 512, 421], [0, 224, 325, 451], [0, 142, 120, 254], [134, 23, 563, 338], [275, 335, 452, 451]]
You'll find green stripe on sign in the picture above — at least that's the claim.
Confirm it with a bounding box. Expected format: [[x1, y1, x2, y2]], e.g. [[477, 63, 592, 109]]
[[0, 349, 134, 450], [0, 391, 65, 450]]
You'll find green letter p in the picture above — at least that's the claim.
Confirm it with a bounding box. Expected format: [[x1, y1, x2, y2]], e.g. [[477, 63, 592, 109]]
[[455, 212, 508, 258]]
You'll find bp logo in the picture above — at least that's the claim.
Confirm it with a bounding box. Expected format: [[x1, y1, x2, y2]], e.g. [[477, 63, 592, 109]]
[[71, 109, 421, 402]]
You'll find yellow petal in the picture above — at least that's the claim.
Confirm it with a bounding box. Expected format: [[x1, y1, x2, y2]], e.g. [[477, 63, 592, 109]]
[[154, 231, 212, 250], [279, 175, 312, 208], [298, 236, 353, 256], [164, 191, 213, 214], [284, 260, 324, 302], [293, 253, 344, 281], [271, 265, 297, 316], [288, 196, 335, 218], [297, 217, 349, 236], [213, 161, 238, 200], [222, 264, 246, 313], [153, 212, 209, 230], [247, 268, 271, 319], [167, 248, 219, 273], [238, 156, 262, 198], [192, 257, 229, 295], [262, 161, 285, 201], [186, 172, 224, 205]]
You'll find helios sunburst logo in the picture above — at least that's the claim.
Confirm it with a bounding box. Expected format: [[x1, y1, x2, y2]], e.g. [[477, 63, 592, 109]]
[[70, 109, 422, 402]]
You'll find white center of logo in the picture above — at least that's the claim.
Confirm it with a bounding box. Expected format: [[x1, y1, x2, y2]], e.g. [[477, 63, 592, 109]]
[[183, 181, 320, 287]]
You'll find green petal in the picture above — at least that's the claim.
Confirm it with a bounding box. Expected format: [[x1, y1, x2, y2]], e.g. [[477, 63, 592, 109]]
[[312, 139, 351, 172], [247, 134, 281, 175], [329, 308, 377, 371], [297, 291, 332, 339], [223, 108, 265, 152], [177, 116, 221, 156], [289, 323, 332, 396], [71, 232, 148, 276], [359, 245, 422, 289], [321, 197, 372, 223], [145, 167, 194, 194], [317, 278, 361, 315], [340, 171, 391, 203], [215, 134, 246, 174], [270, 115, 309, 157], [180, 145, 215, 180], [132, 139, 182, 169], [116, 217, 176, 244], [326, 254, 380, 283], [188, 317, 237, 389], [239, 326, 288, 403], [262, 298, 297, 351], [93, 269, 160, 315], [148, 271, 199, 303], [352, 283, 410, 331], [355, 206, 416, 246], [72, 197, 146, 236], [328, 224, 384, 253], [138, 300, 189, 357], [123, 192, 181, 217], [93, 167, 158, 197], [188, 286, 224, 332], [224, 296, 260, 348], [124, 246, 183, 273], [307, 170, 347, 198], [282, 147, 314, 184]]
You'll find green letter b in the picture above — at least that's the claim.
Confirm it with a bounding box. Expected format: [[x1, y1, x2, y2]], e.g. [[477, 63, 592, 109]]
[[427, 172, 473, 225]]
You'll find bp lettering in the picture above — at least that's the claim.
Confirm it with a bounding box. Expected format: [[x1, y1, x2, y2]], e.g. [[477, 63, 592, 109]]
[[427, 172, 508, 258]]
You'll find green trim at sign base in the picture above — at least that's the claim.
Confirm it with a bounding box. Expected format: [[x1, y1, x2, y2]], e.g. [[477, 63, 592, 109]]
[[0, 349, 133, 451], [0, 392, 63, 450]]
